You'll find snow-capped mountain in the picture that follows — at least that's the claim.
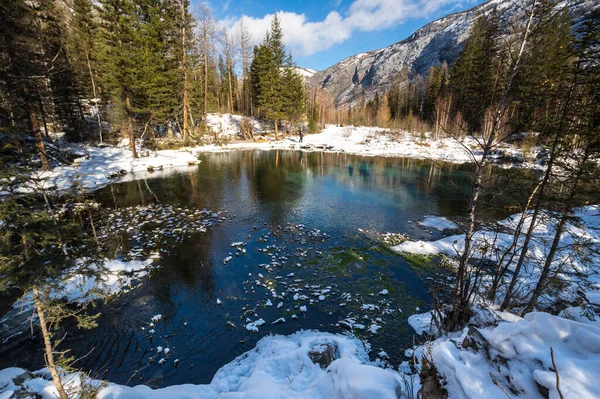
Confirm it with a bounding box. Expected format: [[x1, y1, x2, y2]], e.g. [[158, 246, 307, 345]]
[[295, 67, 317, 79], [308, 0, 598, 107]]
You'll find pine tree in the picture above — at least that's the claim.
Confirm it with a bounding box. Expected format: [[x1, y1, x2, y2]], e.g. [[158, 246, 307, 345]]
[[251, 14, 288, 138], [423, 65, 443, 123], [282, 53, 306, 127], [70, 0, 104, 142], [450, 13, 500, 133], [0, 170, 104, 399], [96, 0, 139, 156]]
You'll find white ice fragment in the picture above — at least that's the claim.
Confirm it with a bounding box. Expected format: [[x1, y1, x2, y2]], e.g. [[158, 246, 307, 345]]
[[379, 289, 389, 296], [157, 346, 164, 353], [271, 317, 286, 325], [151, 314, 162, 322], [217, 298, 222, 305], [277, 302, 283, 309], [300, 305, 307, 313], [369, 324, 382, 334], [265, 299, 273, 307]]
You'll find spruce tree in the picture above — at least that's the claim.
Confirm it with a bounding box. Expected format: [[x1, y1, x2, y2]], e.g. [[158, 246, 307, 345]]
[[96, 0, 138, 156], [282, 52, 306, 127], [250, 13, 306, 138], [450, 13, 500, 133]]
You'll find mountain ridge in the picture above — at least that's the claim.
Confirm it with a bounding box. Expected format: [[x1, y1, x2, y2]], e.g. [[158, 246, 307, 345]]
[[307, 0, 598, 107]]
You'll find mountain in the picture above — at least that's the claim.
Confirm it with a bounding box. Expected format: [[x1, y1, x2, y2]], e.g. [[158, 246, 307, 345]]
[[308, 0, 598, 107], [295, 67, 317, 79]]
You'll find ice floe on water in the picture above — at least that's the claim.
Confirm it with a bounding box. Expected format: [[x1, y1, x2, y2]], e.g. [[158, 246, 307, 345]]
[[103, 204, 225, 260], [417, 215, 460, 231]]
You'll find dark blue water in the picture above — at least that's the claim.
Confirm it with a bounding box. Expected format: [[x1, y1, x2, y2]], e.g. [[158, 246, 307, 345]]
[[3, 150, 528, 388]]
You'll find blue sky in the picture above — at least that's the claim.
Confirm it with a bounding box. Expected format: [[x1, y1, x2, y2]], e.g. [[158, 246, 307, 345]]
[[196, 0, 486, 71]]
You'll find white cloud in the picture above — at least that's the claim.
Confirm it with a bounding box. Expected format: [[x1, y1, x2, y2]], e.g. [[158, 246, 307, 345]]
[[221, 0, 474, 56]]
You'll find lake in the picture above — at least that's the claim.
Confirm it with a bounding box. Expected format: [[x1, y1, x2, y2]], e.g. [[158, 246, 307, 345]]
[[1, 150, 531, 388]]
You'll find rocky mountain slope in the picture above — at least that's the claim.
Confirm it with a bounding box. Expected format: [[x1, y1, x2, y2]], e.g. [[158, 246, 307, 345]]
[[308, 0, 598, 107]]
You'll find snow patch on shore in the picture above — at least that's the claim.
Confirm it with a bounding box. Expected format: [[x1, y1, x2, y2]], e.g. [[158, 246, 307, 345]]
[[418, 216, 459, 231], [14, 257, 155, 310], [4, 115, 540, 196], [0, 331, 403, 399], [198, 123, 484, 164], [428, 312, 600, 399], [394, 205, 600, 307]]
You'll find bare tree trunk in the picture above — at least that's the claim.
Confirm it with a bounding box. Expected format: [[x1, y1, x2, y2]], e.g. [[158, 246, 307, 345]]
[[85, 48, 102, 144], [449, 0, 537, 329], [228, 66, 233, 114], [203, 30, 208, 121], [274, 119, 278, 139], [489, 176, 543, 301], [36, 83, 50, 137], [125, 94, 138, 158], [523, 150, 590, 314], [33, 287, 68, 399], [24, 86, 51, 170], [500, 136, 558, 309], [181, 0, 189, 140]]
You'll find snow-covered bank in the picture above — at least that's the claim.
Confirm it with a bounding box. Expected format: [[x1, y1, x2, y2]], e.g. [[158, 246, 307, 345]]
[[392, 207, 600, 397], [13, 257, 156, 312], [4, 115, 540, 196], [179, 114, 535, 165], [0, 331, 403, 398], [198, 124, 486, 164], [394, 206, 600, 310], [10, 146, 200, 195], [408, 309, 600, 398]]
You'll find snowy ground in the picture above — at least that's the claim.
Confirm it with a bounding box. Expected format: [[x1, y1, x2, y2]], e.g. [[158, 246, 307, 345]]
[[406, 309, 600, 399], [2, 114, 538, 196], [394, 206, 600, 312], [395, 207, 600, 398], [199, 123, 486, 164], [0, 331, 403, 399], [5, 145, 201, 195], [198, 116, 538, 166]]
